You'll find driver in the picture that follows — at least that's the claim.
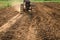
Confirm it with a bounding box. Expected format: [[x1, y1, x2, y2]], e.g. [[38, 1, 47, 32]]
[[24, 0, 31, 11]]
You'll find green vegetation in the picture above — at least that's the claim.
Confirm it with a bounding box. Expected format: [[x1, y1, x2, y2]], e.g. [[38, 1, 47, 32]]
[[31, 0, 60, 2], [0, 0, 11, 9], [0, 0, 60, 9]]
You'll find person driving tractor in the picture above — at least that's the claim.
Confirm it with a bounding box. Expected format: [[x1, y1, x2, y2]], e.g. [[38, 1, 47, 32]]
[[24, 0, 31, 11]]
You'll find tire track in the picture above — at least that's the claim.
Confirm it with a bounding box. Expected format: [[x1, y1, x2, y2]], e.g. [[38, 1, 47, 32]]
[[0, 13, 23, 33]]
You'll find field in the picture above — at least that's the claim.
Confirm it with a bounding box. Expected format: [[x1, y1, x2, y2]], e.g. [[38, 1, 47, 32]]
[[0, 7, 19, 27], [0, 2, 60, 40], [0, 1, 11, 9], [0, 0, 60, 9], [31, 0, 60, 2]]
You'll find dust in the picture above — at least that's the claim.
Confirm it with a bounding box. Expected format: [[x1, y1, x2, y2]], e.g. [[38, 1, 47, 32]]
[[11, 1, 23, 12]]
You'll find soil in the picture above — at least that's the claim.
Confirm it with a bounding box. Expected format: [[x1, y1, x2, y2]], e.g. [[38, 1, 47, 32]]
[[0, 7, 19, 27], [0, 2, 60, 40]]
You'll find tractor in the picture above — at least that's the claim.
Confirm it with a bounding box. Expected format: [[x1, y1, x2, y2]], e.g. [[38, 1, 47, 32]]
[[20, 0, 32, 12]]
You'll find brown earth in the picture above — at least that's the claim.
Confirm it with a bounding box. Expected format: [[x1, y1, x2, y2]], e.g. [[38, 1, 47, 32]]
[[0, 7, 19, 27], [0, 2, 60, 40]]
